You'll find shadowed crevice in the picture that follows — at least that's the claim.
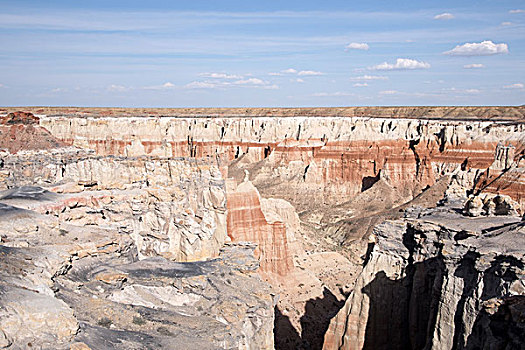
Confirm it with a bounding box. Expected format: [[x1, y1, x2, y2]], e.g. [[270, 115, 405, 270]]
[[274, 288, 346, 350]]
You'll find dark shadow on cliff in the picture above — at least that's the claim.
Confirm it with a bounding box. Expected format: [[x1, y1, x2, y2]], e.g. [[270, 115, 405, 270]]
[[361, 255, 445, 350], [274, 306, 302, 350], [361, 250, 525, 350], [465, 255, 525, 350], [274, 287, 347, 350], [361, 171, 381, 192], [464, 295, 525, 350], [300, 287, 346, 350]]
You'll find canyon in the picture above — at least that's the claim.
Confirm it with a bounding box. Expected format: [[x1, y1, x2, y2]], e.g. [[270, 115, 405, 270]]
[[0, 107, 524, 350]]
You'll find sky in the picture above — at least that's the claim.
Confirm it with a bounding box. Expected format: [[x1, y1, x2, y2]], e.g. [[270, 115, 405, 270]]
[[0, 0, 524, 107]]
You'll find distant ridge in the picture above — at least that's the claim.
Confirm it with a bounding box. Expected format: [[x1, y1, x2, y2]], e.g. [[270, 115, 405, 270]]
[[1, 106, 524, 122]]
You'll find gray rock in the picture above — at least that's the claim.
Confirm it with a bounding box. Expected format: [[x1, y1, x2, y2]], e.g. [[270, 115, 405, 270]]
[[324, 204, 525, 350]]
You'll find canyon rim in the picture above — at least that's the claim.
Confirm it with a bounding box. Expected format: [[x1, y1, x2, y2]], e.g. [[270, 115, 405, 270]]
[[0, 106, 523, 349]]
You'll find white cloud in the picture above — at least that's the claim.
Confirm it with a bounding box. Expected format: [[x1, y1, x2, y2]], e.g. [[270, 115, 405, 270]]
[[379, 90, 398, 95], [185, 77, 274, 89], [503, 83, 524, 89], [463, 63, 485, 69], [298, 70, 323, 76], [501, 21, 513, 26], [442, 87, 481, 94], [107, 84, 128, 92], [345, 42, 369, 50], [509, 9, 525, 14], [270, 68, 323, 76], [232, 78, 265, 85], [353, 83, 368, 87], [351, 75, 389, 81], [293, 78, 305, 83], [434, 13, 454, 20], [143, 82, 176, 90], [185, 81, 218, 89], [444, 40, 508, 56], [369, 58, 430, 71], [199, 72, 242, 79], [313, 91, 354, 97]]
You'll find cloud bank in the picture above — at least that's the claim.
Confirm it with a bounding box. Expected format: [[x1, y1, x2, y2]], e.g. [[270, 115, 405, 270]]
[[369, 58, 430, 71], [444, 41, 508, 56], [434, 13, 454, 20]]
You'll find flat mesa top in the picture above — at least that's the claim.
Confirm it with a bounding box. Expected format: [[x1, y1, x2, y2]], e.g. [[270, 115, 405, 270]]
[[0, 106, 524, 121]]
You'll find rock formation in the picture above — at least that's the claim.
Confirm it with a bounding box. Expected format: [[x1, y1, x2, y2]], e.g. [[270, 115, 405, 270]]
[[323, 200, 524, 350], [0, 107, 524, 349], [226, 178, 295, 276], [0, 111, 65, 153], [0, 147, 274, 349], [37, 113, 525, 212]]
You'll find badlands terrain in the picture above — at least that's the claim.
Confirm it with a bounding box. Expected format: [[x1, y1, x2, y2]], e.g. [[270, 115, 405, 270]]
[[0, 106, 524, 350]]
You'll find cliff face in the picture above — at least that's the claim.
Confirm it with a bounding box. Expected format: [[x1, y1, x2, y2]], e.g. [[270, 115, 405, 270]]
[[0, 149, 227, 262], [226, 179, 296, 276], [1, 108, 524, 349], [36, 116, 525, 279], [40, 116, 525, 212], [323, 204, 524, 350], [0, 149, 275, 349]]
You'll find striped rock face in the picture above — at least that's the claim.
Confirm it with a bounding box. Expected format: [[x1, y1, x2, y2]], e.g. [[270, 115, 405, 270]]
[[3, 107, 523, 349], [39, 114, 525, 210]]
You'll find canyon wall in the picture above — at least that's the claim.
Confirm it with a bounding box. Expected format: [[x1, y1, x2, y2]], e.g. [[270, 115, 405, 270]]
[[0, 147, 275, 349], [1, 108, 524, 349], [0, 149, 228, 262], [39, 115, 525, 213], [323, 205, 524, 350]]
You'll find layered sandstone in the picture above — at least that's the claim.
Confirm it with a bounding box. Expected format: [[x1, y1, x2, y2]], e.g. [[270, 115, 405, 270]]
[[1, 108, 524, 349], [0, 149, 227, 262], [0, 111, 65, 153], [0, 150, 274, 349], [323, 201, 524, 350], [37, 115, 525, 212], [226, 178, 296, 276]]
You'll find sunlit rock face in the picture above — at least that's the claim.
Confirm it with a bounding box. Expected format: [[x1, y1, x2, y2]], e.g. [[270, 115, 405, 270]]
[[323, 203, 524, 350], [225, 178, 296, 276], [1, 107, 524, 349], [0, 150, 274, 349], [1, 150, 228, 262], [40, 113, 525, 212]]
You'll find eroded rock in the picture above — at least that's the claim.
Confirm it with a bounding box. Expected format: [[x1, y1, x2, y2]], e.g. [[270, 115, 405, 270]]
[[324, 202, 524, 350]]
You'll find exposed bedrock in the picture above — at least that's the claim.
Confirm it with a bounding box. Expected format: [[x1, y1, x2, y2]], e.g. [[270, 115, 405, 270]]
[[36, 116, 525, 298], [0, 150, 275, 349], [0, 149, 227, 262], [40, 115, 525, 212], [323, 203, 524, 350], [1, 109, 524, 349]]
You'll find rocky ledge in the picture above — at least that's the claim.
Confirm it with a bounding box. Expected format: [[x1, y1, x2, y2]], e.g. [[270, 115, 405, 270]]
[[0, 154, 275, 349], [324, 198, 524, 350]]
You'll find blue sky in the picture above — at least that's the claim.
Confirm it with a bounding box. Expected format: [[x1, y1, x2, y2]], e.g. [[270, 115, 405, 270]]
[[0, 0, 524, 107]]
